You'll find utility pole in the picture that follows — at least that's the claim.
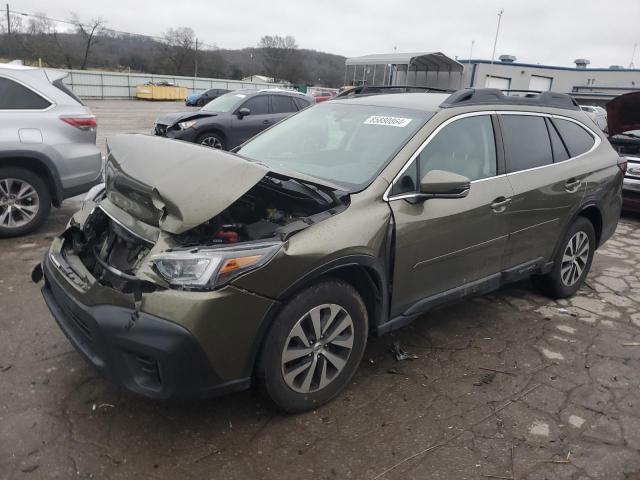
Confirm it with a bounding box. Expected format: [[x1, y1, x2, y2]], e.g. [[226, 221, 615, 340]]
[[6, 4, 11, 36], [467, 39, 475, 87], [630, 43, 638, 69], [488, 9, 504, 86], [194, 38, 198, 78]]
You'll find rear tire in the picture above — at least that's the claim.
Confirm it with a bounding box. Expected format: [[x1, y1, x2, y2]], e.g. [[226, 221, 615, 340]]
[[534, 216, 595, 298], [257, 280, 368, 413], [0, 167, 51, 238]]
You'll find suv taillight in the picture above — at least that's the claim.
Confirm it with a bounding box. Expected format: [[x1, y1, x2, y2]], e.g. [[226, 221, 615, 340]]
[[618, 156, 628, 173], [60, 116, 97, 131]]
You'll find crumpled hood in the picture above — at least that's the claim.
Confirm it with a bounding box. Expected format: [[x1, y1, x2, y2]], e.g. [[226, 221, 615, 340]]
[[104, 134, 268, 234], [607, 91, 640, 137], [156, 110, 218, 126]]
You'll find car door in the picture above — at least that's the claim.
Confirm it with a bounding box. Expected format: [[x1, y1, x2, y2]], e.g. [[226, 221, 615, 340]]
[[230, 94, 272, 146], [270, 94, 298, 124], [388, 113, 514, 318], [500, 113, 588, 269]]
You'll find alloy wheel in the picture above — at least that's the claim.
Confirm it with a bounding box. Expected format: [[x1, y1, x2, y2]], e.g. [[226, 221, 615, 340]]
[[0, 178, 40, 229], [560, 230, 589, 287], [281, 304, 354, 394], [200, 136, 223, 149]]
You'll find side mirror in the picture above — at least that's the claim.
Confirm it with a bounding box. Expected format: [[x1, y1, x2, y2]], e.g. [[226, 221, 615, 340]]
[[419, 170, 470, 198], [237, 107, 251, 118]]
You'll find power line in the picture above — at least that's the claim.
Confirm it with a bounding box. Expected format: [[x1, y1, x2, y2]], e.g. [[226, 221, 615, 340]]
[[6, 7, 219, 50]]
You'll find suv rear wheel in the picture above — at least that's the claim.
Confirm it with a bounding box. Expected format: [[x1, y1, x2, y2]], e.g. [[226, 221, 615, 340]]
[[258, 280, 368, 412], [535, 216, 595, 298], [0, 167, 51, 237]]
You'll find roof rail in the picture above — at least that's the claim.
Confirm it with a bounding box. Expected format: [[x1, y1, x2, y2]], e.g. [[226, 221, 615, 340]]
[[440, 88, 580, 110], [335, 85, 455, 99]]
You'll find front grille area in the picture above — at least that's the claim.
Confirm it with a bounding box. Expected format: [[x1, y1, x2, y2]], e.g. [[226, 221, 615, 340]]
[[154, 123, 168, 136]]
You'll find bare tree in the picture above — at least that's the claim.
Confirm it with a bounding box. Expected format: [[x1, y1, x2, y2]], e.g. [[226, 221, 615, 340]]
[[257, 35, 301, 82], [159, 27, 195, 75], [70, 13, 106, 69]]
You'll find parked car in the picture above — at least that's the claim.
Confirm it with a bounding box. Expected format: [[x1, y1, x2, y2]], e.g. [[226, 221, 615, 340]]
[[606, 91, 640, 210], [312, 91, 334, 103], [154, 89, 313, 150], [0, 63, 102, 237], [36, 88, 622, 412], [185, 88, 230, 107], [580, 104, 608, 131]]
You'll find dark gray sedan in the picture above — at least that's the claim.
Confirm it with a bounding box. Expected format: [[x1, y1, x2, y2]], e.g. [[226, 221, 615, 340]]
[[154, 89, 313, 150]]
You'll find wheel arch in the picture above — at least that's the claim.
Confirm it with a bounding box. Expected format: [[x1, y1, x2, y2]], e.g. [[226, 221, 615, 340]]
[[577, 204, 603, 247], [246, 255, 389, 379], [196, 127, 227, 145], [0, 151, 63, 206]]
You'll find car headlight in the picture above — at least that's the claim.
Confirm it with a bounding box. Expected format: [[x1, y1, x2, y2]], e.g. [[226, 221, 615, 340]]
[[627, 165, 640, 177], [151, 243, 280, 289], [178, 120, 198, 130]]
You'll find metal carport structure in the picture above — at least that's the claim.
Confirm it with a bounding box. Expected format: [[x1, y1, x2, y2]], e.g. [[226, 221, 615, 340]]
[[344, 52, 464, 90]]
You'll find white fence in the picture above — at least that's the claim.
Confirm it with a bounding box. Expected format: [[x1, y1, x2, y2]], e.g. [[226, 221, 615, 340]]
[[61, 69, 291, 99]]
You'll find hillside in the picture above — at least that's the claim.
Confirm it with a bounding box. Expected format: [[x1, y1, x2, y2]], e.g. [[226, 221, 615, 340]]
[[0, 32, 347, 87]]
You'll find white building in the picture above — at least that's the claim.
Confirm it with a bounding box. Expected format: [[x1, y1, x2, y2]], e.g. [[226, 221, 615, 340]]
[[343, 52, 640, 105], [461, 56, 640, 105]]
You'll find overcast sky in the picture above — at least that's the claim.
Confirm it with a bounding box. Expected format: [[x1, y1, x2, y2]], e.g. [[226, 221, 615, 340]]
[[11, 0, 640, 68]]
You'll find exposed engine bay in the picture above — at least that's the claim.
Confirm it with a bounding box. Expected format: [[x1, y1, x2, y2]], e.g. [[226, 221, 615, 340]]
[[61, 175, 347, 292], [175, 176, 346, 246]]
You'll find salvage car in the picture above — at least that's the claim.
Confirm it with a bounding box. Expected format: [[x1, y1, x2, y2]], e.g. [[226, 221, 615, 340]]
[[154, 89, 312, 150], [606, 91, 640, 210], [0, 62, 102, 237], [35, 88, 623, 412]]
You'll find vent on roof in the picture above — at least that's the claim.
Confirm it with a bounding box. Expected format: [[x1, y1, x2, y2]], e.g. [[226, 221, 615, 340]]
[[609, 65, 625, 70], [499, 55, 517, 63], [575, 59, 590, 69]]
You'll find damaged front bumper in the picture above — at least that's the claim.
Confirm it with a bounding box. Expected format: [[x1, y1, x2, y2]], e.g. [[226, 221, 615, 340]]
[[36, 235, 277, 400]]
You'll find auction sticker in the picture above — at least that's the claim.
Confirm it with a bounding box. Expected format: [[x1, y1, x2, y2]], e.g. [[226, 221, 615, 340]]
[[364, 116, 412, 127]]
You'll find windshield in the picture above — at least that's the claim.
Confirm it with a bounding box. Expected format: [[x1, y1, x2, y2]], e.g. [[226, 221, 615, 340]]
[[237, 103, 431, 190], [201, 91, 247, 112]]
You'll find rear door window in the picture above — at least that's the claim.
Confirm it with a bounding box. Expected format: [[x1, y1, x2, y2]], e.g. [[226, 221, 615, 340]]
[[545, 118, 569, 162], [240, 95, 269, 115], [0, 77, 51, 109], [271, 95, 297, 114], [500, 115, 553, 172], [293, 97, 311, 110], [552, 118, 595, 157]]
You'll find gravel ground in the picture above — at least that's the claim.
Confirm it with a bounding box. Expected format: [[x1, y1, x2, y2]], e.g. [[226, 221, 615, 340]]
[[2, 100, 640, 480]]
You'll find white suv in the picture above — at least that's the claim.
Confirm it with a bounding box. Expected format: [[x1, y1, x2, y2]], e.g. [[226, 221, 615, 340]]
[[0, 62, 102, 236]]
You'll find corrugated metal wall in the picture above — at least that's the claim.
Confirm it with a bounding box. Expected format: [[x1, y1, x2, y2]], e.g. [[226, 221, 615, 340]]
[[61, 69, 291, 99]]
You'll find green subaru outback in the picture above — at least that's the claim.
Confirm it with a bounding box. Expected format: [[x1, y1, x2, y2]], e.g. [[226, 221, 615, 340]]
[[35, 88, 624, 412]]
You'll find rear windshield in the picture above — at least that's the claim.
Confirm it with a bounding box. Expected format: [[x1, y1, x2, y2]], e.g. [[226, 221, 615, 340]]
[[52, 78, 84, 105], [237, 102, 432, 190], [201, 91, 247, 112]]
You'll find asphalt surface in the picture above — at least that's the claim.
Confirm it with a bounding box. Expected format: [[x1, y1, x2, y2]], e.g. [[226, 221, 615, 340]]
[[2, 100, 640, 480]]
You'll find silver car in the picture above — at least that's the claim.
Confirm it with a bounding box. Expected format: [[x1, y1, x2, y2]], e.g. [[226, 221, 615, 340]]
[[0, 62, 102, 237]]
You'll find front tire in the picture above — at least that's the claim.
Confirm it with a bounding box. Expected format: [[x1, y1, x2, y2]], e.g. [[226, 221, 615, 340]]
[[535, 216, 595, 298], [0, 167, 51, 238], [196, 132, 225, 150], [258, 280, 368, 412]]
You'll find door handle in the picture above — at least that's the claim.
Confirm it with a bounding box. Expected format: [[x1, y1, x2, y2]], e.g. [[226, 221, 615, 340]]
[[565, 178, 581, 192], [490, 197, 512, 212], [262, 119, 271, 124]]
